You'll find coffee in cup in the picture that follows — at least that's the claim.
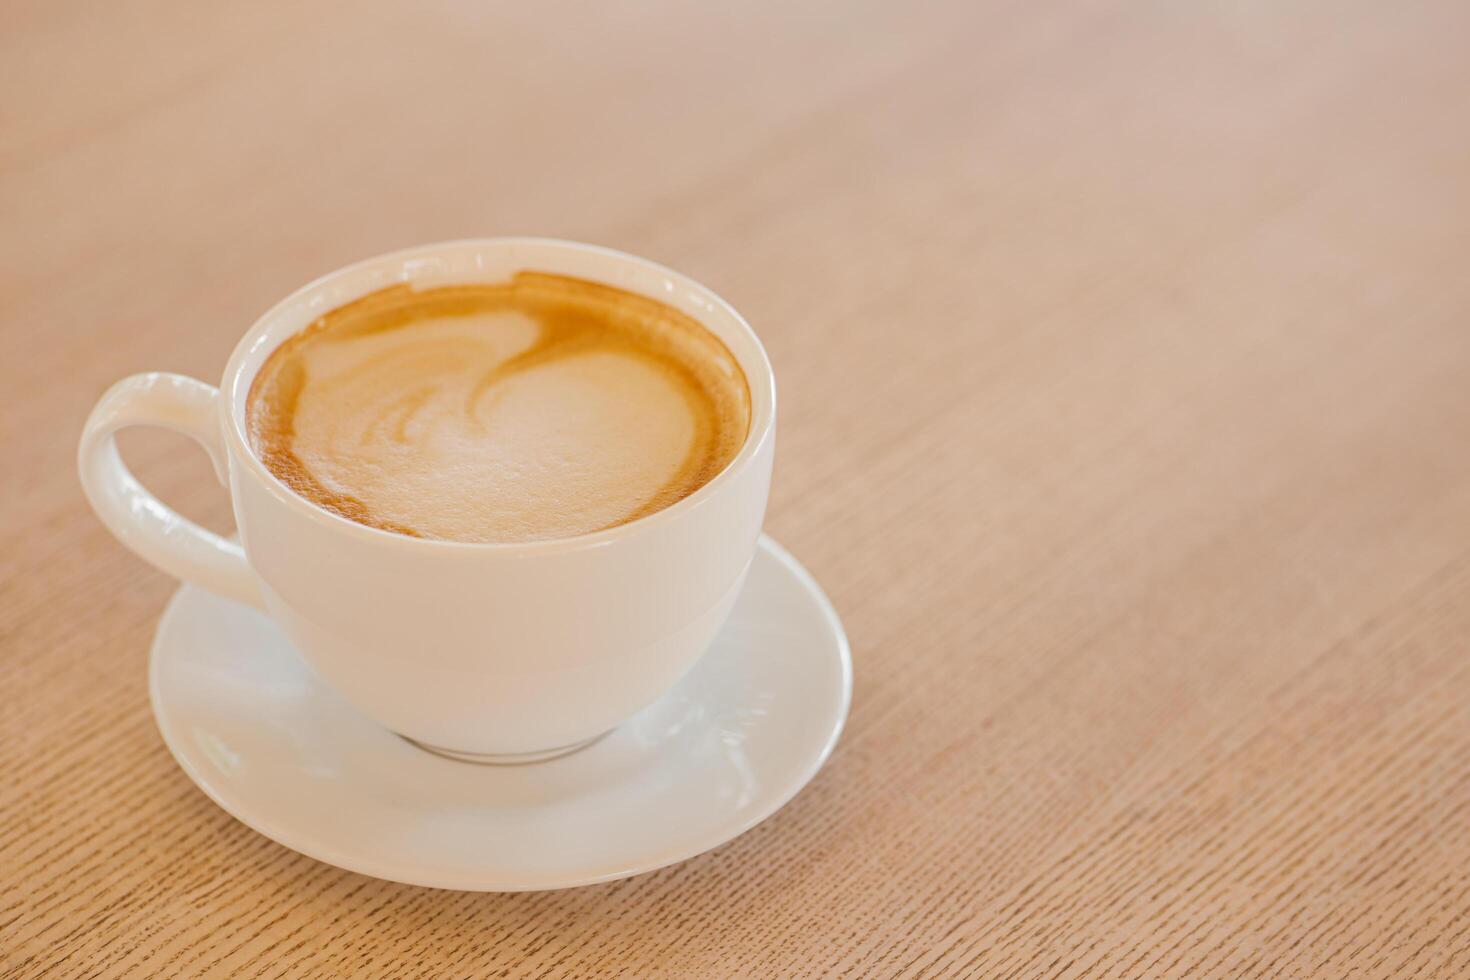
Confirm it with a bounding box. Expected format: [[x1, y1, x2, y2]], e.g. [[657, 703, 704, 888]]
[[246, 272, 751, 544], [79, 239, 775, 760]]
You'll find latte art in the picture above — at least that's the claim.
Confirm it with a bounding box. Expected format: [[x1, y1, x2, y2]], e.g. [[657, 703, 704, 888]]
[[246, 273, 751, 543]]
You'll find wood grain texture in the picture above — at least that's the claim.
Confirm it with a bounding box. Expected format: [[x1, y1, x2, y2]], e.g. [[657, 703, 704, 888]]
[[5, 0, 1470, 976]]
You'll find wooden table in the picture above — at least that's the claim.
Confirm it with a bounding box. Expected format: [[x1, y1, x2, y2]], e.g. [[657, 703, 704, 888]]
[[6, 1, 1470, 976]]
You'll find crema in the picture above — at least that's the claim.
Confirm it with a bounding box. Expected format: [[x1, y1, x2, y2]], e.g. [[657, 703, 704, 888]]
[[246, 272, 751, 543]]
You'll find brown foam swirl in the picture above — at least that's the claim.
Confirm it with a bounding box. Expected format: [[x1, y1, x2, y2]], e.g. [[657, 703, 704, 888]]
[[246, 272, 751, 543]]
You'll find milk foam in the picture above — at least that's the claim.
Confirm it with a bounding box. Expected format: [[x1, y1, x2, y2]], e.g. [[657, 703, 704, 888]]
[[247, 274, 750, 543]]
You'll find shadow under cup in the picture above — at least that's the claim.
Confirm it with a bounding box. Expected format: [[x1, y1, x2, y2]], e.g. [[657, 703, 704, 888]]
[[222, 240, 777, 762]]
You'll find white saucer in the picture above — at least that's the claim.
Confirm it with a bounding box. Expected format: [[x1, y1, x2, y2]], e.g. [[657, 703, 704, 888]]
[[149, 535, 851, 891]]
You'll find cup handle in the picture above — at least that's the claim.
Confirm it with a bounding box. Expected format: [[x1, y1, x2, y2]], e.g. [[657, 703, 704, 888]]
[[78, 372, 264, 609]]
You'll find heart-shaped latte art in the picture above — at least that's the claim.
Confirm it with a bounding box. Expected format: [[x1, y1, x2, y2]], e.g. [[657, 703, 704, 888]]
[[248, 275, 749, 543]]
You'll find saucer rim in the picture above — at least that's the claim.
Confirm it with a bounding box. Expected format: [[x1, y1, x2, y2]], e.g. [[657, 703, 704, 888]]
[[148, 534, 852, 892]]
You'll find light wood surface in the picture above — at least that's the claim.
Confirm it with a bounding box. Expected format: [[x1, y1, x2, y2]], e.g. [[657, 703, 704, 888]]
[[6, 1, 1470, 976]]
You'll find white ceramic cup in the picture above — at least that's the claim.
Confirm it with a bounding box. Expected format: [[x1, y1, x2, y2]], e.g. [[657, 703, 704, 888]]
[[79, 239, 775, 762]]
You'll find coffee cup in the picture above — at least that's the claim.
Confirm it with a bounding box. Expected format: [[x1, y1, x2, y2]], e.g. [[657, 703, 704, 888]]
[[79, 239, 776, 762]]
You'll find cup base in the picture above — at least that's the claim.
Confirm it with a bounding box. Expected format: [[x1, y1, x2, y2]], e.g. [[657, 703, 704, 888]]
[[399, 729, 613, 765]]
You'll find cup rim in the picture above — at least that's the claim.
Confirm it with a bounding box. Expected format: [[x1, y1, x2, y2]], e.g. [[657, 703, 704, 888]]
[[220, 237, 775, 554]]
